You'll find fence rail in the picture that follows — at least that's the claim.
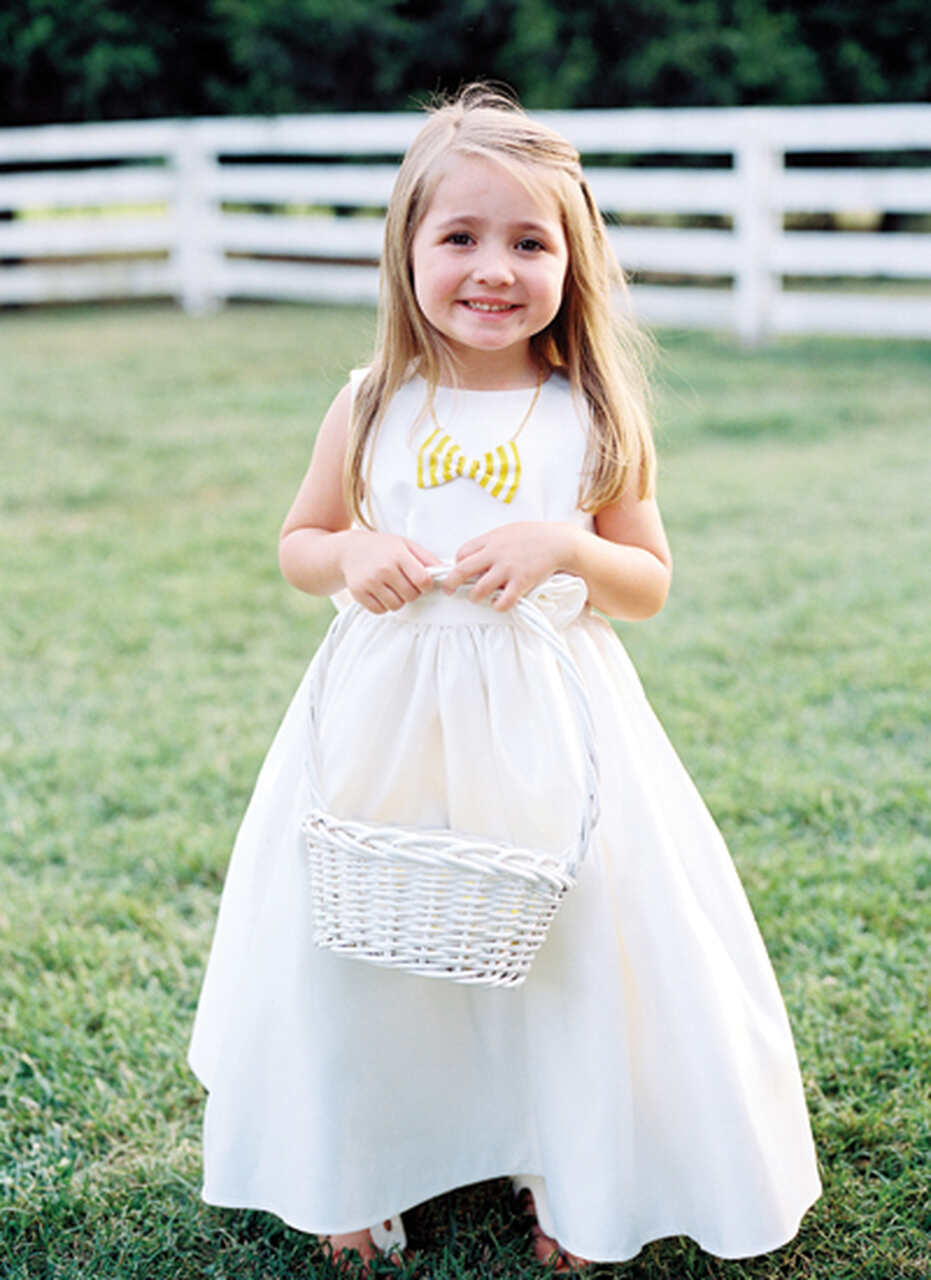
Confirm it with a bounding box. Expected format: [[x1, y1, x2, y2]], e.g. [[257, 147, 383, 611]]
[[1, 104, 929, 342]]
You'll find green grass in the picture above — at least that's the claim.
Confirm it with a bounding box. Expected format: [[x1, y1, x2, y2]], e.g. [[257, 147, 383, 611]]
[[1, 303, 929, 1279]]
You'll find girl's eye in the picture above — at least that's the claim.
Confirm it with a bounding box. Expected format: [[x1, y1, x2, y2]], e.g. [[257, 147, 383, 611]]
[[517, 237, 544, 252], [446, 232, 473, 246]]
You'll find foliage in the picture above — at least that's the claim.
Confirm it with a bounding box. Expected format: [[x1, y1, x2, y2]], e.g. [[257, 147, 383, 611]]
[[0, 1, 229, 126], [499, 0, 824, 109], [0, 0, 928, 126], [0, 303, 929, 1278], [770, 0, 931, 105], [212, 0, 410, 115]]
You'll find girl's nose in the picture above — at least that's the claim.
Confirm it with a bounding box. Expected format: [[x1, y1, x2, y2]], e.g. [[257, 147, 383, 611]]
[[472, 248, 515, 287]]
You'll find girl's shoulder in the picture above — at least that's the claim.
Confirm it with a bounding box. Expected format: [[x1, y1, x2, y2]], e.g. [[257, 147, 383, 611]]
[[542, 369, 591, 435], [348, 365, 422, 402], [348, 366, 370, 397], [543, 367, 574, 403]]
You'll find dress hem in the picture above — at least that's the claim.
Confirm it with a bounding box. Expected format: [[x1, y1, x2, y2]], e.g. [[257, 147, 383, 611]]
[[197, 1168, 821, 1265]]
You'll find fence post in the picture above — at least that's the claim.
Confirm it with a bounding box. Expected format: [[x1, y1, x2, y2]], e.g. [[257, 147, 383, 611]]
[[733, 121, 781, 346], [172, 123, 221, 314]]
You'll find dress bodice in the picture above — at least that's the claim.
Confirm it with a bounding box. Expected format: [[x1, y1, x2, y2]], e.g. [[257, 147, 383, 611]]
[[353, 371, 593, 563]]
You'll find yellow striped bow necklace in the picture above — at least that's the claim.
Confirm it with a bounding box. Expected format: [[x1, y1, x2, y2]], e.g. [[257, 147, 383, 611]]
[[416, 372, 543, 506]]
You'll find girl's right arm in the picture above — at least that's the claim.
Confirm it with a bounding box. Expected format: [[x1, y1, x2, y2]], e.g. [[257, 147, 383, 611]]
[[278, 384, 440, 614]]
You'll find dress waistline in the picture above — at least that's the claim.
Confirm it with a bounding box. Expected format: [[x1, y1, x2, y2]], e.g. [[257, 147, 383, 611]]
[[336, 570, 589, 631]]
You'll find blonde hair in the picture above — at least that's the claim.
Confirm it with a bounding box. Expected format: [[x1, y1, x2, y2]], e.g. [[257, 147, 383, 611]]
[[345, 83, 656, 524]]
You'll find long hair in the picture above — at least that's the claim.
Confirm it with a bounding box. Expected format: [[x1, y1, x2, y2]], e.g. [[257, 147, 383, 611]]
[[345, 83, 656, 524]]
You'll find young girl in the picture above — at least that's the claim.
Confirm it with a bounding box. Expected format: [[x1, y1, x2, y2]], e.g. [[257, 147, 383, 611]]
[[189, 84, 821, 1272]]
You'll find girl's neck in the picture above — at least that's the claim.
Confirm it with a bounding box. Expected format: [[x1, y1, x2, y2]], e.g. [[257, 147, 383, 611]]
[[432, 350, 546, 391]]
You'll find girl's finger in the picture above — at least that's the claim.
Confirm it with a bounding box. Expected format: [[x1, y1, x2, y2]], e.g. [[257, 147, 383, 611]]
[[454, 536, 485, 562], [393, 573, 422, 603], [378, 582, 408, 611], [399, 552, 435, 595], [441, 565, 465, 593], [361, 580, 402, 612], [492, 581, 524, 611], [380, 564, 418, 603], [443, 564, 480, 594], [469, 567, 508, 603], [444, 551, 490, 593], [406, 539, 444, 567]]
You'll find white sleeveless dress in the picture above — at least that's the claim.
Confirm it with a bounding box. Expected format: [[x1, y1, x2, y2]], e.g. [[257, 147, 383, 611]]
[[188, 371, 821, 1263]]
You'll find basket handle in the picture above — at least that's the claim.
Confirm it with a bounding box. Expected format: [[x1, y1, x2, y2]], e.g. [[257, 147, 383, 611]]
[[305, 570, 600, 879]]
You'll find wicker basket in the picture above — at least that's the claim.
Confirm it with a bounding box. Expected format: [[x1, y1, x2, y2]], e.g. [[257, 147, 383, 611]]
[[302, 577, 599, 988]]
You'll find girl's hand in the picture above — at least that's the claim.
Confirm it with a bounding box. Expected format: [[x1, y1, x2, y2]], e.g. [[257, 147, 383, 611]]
[[442, 522, 577, 610], [340, 530, 441, 614]]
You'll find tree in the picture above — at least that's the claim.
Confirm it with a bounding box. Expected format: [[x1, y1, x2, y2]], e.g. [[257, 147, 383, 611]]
[[0, 0, 926, 127], [209, 0, 409, 114], [0, 0, 230, 126]]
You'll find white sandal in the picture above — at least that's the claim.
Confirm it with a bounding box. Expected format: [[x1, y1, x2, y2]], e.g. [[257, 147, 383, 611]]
[[369, 1214, 407, 1256], [323, 1215, 407, 1273]]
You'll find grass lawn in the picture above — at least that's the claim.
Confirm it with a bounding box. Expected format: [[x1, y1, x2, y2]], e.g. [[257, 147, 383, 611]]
[[1, 303, 928, 1279]]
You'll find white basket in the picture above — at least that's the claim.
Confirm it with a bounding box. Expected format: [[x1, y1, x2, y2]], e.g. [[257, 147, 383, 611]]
[[302, 577, 600, 988]]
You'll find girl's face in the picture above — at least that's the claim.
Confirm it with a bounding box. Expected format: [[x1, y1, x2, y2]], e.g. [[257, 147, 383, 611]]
[[410, 154, 568, 384]]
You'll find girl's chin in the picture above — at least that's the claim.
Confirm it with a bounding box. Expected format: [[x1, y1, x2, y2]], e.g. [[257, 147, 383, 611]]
[[457, 316, 524, 336], [445, 320, 530, 354], [447, 337, 532, 363]]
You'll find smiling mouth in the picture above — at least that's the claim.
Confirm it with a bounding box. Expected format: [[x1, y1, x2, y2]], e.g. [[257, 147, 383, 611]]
[[460, 300, 519, 313]]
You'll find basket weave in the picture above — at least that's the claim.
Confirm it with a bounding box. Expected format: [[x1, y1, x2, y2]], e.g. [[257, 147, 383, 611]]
[[302, 576, 599, 988]]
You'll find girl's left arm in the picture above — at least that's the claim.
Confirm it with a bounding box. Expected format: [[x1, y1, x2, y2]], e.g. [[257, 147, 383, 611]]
[[443, 489, 672, 621]]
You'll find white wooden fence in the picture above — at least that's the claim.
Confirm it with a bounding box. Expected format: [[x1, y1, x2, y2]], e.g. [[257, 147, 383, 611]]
[[0, 104, 929, 343]]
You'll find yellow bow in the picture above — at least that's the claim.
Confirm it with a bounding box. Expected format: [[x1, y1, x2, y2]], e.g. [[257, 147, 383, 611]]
[[416, 429, 522, 505]]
